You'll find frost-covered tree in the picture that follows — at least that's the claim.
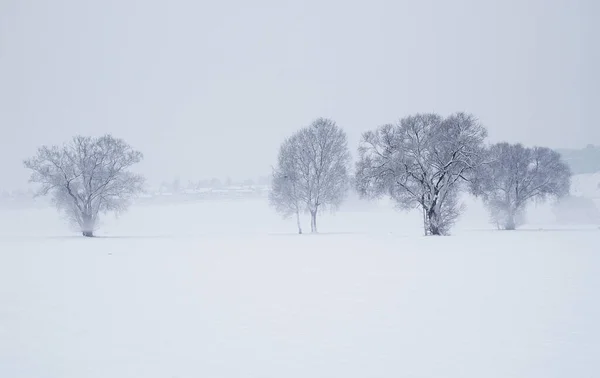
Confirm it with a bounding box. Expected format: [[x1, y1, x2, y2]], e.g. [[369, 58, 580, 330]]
[[269, 137, 304, 234], [297, 118, 351, 232], [24, 135, 144, 237], [270, 118, 350, 233], [471, 143, 571, 230], [356, 113, 487, 235]]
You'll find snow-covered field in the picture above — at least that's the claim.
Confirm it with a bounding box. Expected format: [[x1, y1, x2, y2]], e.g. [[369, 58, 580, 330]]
[[1, 198, 599, 378]]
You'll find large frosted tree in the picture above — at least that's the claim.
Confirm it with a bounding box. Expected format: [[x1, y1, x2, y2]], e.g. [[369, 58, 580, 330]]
[[471, 143, 571, 230], [355, 112, 487, 235], [24, 135, 145, 237], [270, 118, 351, 233]]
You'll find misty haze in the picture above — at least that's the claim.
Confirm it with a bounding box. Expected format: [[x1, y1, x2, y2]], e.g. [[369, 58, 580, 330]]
[[1, 0, 599, 377]]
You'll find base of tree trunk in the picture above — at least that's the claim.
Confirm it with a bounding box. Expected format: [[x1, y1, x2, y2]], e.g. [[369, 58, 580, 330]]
[[310, 209, 318, 233], [427, 225, 441, 236], [503, 214, 517, 230], [82, 231, 94, 237]]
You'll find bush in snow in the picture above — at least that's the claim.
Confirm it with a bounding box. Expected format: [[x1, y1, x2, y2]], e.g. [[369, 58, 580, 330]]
[[552, 195, 600, 225]]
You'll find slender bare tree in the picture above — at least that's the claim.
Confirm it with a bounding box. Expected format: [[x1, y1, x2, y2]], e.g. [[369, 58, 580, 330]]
[[356, 112, 487, 235], [270, 118, 350, 233], [297, 118, 350, 232], [269, 136, 304, 234], [471, 143, 571, 230], [24, 135, 144, 237]]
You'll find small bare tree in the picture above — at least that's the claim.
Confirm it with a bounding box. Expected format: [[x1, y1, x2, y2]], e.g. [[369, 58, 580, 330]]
[[270, 118, 350, 233], [471, 143, 571, 230], [296, 118, 350, 232], [24, 135, 144, 237], [355, 112, 487, 235], [269, 137, 304, 234]]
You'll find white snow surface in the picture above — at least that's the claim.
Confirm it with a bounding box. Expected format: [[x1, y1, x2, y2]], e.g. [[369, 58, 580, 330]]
[[1, 198, 599, 378]]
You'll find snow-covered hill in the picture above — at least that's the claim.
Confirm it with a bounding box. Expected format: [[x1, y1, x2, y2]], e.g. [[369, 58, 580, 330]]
[[571, 172, 600, 198]]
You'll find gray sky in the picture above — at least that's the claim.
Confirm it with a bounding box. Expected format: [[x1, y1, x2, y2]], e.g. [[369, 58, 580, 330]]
[[1, 0, 597, 189]]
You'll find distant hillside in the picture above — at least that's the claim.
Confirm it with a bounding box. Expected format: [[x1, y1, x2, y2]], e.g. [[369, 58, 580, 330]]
[[558, 145, 600, 174], [571, 173, 600, 199]]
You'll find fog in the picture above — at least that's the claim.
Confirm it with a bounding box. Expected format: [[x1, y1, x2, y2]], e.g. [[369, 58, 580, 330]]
[[1, 0, 598, 189], [2, 3, 600, 376]]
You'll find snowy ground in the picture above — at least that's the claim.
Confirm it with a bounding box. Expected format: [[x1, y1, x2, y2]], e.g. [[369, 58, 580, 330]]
[[1, 198, 599, 378]]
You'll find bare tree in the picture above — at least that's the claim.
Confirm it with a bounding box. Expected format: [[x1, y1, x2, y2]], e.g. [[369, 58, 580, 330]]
[[296, 118, 350, 232], [24, 135, 144, 237], [471, 143, 571, 230], [355, 113, 487, 235], [270, 118, 350, 233], [269, 137, 304, 234]]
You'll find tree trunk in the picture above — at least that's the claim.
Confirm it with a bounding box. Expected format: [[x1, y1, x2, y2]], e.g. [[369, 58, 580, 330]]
[[81, 213, 95, 237], [422, 206, 428, 236], [504, 212, 516, 230], [296, 210, 303, 234], [426, 208, 442, 236], [310, 209, 318, 233], [429, 224, 441, 236]]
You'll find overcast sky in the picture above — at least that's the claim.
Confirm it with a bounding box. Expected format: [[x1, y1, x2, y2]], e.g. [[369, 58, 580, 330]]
[[0, 0, 597, 189]]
